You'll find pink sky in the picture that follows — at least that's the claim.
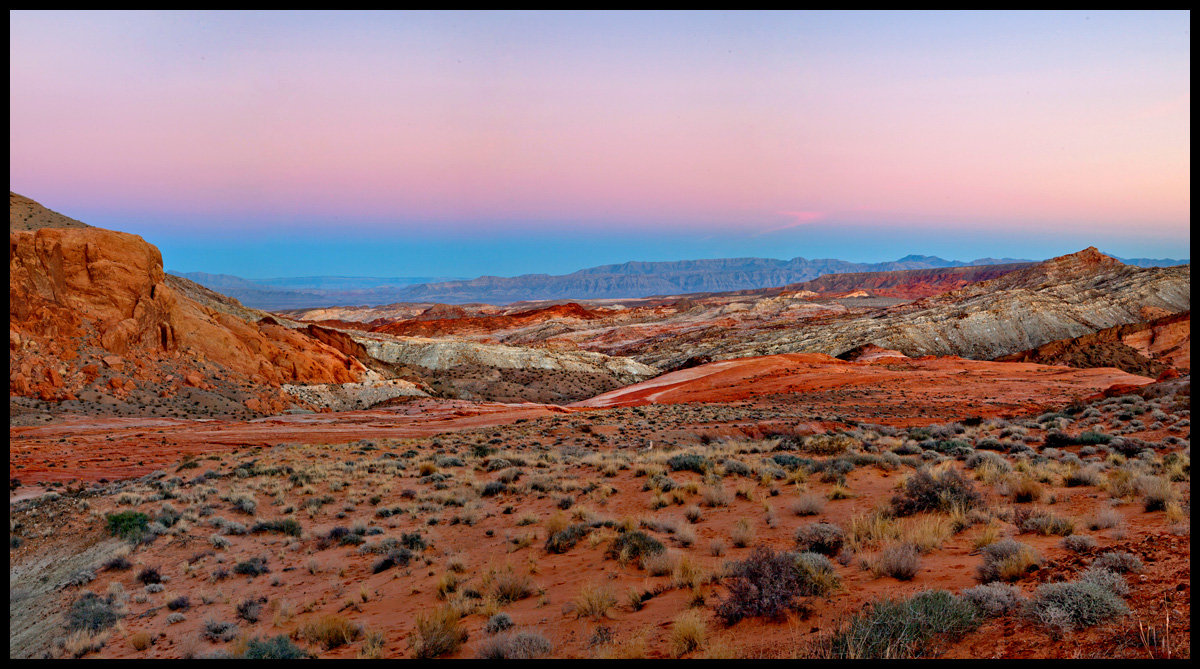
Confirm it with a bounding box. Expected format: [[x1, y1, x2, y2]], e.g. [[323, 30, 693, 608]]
[[9, 11, 1190, 248]]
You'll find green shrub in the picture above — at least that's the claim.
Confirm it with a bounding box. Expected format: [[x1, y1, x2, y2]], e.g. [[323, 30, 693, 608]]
[[240, 635, 308, 659], [667, 454, 709, 474], [606, 531, 665, 562], [815, 590, 978, 659], [105, 511, 150, 542], [65, 592, 121, 632], [251, 518, 301, 537], [544, 524, 591, 554]]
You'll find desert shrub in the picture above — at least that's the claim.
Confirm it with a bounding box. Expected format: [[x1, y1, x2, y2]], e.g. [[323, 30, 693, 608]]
[[233, 557, 270, 577], [240, 635, 308, 659], [136, 566, 163, 585], [1014, 509, 1074, 536], [1060, 535, 1097, 553], [606, 530, 666, 562], [1092, 551, 1143, 574], [481, 481, 508, 497], [873, 543, 920, 580], [1137, 476, 1176, 511], [976, 539, 1042, 582], [65, 592, 121, 633], [102, 555, 132, 571], [492, 569, 535, 604], [721, 459, 754, 477], [793, 551, 841, 596], [815, 590, 978, 659], [105, 511, 149, 542], [251, 518, 301, 537], [801, 434, 855, 455], [791, 493, 825, 516], [372, 549, 414, 573], [715, 546, 837, 625], [237, 597, 267, 623], [700, 486, 732, 507], [476, 631, 553, 659], [794, 522, 845, 556], [961, 583, 1023, 617], [202, 619, 240, 643], [1087, 508, 1124, 531], [771, 453, 812, 470], [891, 469, 981, 516], [1064, 467, 1102, 487], [1024, 580, 1127, 632], [667, 454, 709, 474], [730, 519, 756, 548], [545, 523, 591, 554], [669, 610, 707, 657], [573, 583, 617, 619], [400, 531, 427, 551], [1078, 567, 1129, 596], [166, 596, 191, 611], [484, 613, 514, 635], [65, 569, 96, 587], [300, 614, 362, 649], [1005, 476, 1044, 503], [1044, 431, 1112, 448]]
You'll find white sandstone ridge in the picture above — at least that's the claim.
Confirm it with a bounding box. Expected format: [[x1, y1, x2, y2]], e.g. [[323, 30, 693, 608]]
[[283, 378, 429, 411], [352, 333, 659, 378]]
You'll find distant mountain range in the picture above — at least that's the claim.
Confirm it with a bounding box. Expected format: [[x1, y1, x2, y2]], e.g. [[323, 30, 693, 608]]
[[170, 252, 1188, 309]]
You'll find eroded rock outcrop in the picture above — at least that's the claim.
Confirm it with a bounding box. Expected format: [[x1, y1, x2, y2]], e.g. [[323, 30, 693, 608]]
[[9, 195, 371, 405]]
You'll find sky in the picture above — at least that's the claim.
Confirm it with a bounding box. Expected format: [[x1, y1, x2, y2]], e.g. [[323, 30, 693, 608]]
[[9, 10, 1191, 278]]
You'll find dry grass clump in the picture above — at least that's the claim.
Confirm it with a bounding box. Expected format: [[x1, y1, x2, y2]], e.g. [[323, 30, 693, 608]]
[[976, 539, 1042, 582], [730, 519, 756, 548], [791, 493, 825, 516], [670, 610, 708, 657], [409, 606, 468, 658], [59, 629, 111, 658], [476, 631, 553, 659], [1003, 475, 1044, 503], [299, 614, 363, 650], [870, 543, 921, 580], [573, 583, 617, 619], [490, 566, 536, 604]]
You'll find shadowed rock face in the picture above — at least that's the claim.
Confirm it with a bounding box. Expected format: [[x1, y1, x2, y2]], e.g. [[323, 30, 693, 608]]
[[996, 311, 1190, 376]]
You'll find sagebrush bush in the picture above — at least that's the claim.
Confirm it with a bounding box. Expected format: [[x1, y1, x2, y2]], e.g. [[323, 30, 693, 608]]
[[545, 524, 590, 554], [240, 635, 308, 659], [1024, 580, 1127, 632], [1060, 535, 1097, 553], [1092, 551, 1143, 574], [606, 531, 665, 562], [484, 613, 514, 635], [815, 590, 978, 659], [1078, 567, 1129, 596], [714, 546, 838, 624], [873, 543, 921, 581], [1014, 509, 1074, 536], [667, 454, 709, 474], [476, 631, 553, 659], [794, 522, 845, 556], [65, 592, 121, 633], [961, 583, 1023, 617], [300, 614, 362, 650], [976, 539, 1041, 582], [891, 469, 981, 516]]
